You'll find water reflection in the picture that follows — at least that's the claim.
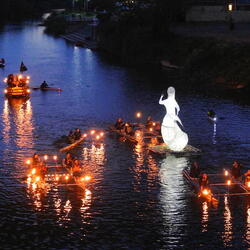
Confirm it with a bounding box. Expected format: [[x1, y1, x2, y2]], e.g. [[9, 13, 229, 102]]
[[213, 123, 217, 145], [245, 205, 250, 243], [159, 155, 188, 242], [201, 201, 209, 232], [222, 196, 233, 246], [2, 98, 34, 150]]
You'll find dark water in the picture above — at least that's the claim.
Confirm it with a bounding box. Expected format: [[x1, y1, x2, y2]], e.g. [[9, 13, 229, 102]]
[[0, 23, 250, 249]]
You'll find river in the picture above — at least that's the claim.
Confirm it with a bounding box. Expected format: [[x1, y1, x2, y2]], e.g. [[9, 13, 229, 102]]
[[0, 22, 250, 249]]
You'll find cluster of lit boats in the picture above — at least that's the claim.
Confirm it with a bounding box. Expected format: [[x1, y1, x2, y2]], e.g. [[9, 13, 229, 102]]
[[26, 129, 105, 190], [183, 168, 250, 205]]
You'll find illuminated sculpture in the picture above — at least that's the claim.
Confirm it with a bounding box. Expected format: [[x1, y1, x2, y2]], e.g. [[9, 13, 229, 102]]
[[159, 87, 188, 151]]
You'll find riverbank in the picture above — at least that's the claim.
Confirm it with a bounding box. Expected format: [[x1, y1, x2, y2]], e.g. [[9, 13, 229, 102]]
[[96, 21, 250, 96]]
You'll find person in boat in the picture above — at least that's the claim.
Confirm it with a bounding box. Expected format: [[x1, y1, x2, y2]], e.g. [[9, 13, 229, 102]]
[[74, 128, 82, 140], [208, 110, 216, 119], [72, 159, 82, 178], [114, 118, 125, 130], [7, 74, 14, 86], [40, 80, 49, 89], [199, 173, 209, 190], [244, 170, 250, 185], [190, 162, 200, 178], [63, 152, 73, 170], [146, 116, 153, 129], [68, 130, 75, 143], [124, 122, 135, 136], [231, 160, 241, 180], [31, 153, 43, 167]]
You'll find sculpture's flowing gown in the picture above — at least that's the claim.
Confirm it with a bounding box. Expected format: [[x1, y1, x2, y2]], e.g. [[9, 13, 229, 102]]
[[159, 87, 188, 151]]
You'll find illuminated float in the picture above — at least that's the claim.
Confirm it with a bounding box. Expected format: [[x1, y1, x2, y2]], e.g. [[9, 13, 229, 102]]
[[3, 74, 31, 98], [148, 86, 201, 155]]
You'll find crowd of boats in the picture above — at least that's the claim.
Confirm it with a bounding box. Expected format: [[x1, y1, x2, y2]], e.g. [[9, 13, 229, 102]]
[[2, 57, 247, 206]]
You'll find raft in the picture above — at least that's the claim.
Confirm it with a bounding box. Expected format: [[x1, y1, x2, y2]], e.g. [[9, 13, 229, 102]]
[[148, 143, 201, 156], [183, 169, 218, 203], [59, 136, 85, 152]]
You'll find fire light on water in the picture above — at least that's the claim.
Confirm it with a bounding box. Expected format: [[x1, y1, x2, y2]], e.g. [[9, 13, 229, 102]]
[[225, 170, 228, 176], [90, 130, 95, 135], [31, 168, 36, 175], [65, 175, 69, 181], [202, 189, 209, 196], [44, 155, 48, 161], [53, 155, 58, 161], [35, 176, 40, 182], [26, 159, 31, 165], [83, 133, 87, 137], [96, 135, 100, 140], [84, 176, 91, 181], [227, 180, 231, 186]]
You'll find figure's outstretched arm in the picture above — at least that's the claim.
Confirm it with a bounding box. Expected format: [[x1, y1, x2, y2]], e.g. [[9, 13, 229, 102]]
[[159, 94, 164, 105]]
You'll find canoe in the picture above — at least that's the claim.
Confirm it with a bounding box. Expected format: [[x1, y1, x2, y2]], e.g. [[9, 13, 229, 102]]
[[208, 116, 217, 123], [31, 87, 62, 91], [59, 136, 85, 152], [148, 144, 201, 156]]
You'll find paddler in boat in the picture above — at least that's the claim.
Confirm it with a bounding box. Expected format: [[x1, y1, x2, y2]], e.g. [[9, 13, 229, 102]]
[[72, 159, 82, 179], [114, 118, 125, 131], [124, 122, 135, 136], [7, 74, 14, 86], [190, 162, 200, 178], [244, 169, 250, 186], [231, 160, 242, 180], [31, 153, 43, 167], [208, 110, 217, 121], [146, 116, 153, 129], [63, 152, 73, 170], [199, 173, 209, 190], [40, 80, 49, 89], [74, 128, 82, 140], [68, 130, 75, 143]]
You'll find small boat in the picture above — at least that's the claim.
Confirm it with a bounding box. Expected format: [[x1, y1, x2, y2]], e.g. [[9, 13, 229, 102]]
[[31, 87, 62, 91], [59, 136, 86, 152], [109, 126, 138, 143], [4, 74, 30, 98], [183, 169, 218, 203], [207, 111, 217, 122]]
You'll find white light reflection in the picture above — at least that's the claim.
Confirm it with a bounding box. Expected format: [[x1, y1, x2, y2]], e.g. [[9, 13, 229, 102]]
[[201, 201, 209, 232], [159, 155, 188, 239], [222, 196, 233, 246], [212, 123, 217, 144], [245, 206, 250, 243]]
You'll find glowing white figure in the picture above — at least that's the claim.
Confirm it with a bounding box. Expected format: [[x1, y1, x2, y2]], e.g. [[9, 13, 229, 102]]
[[159, 87, 188, 151]]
